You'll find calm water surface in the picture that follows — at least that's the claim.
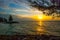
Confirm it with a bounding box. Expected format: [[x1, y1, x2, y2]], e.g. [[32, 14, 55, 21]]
[[0, 21, 60, 36]]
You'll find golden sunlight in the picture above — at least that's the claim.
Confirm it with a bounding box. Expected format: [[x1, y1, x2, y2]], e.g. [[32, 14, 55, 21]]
[[32, 14, 52, 21], [30, 9, 53, 21], [36, 21, 46, 35], [37, 14, 43, 19]]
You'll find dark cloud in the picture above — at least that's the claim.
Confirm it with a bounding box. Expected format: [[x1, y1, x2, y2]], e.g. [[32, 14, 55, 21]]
[[51, 0, 60, 6], [28, 0, 53, 7]]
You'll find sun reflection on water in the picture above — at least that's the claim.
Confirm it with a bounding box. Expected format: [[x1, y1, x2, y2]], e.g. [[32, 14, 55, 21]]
[[36, 21, 47, 35]]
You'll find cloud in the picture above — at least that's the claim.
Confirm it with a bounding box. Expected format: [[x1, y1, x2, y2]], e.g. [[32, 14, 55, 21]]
[[0, 0, 55, 16]]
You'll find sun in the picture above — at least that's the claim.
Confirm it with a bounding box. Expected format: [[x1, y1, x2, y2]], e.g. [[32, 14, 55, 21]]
[[32, 14, 44, 20], [37, 15, 43, 19]]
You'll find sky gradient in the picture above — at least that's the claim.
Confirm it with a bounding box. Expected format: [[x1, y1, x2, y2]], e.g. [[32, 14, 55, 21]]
[[0, 0, 60, 16]]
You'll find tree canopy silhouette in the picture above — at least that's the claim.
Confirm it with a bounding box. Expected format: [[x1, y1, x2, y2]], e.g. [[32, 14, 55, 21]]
[[9, 15, 13, 22]]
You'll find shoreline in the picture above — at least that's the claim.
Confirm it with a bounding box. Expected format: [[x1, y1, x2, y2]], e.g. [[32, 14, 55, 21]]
[[0, 34, 60, 40]]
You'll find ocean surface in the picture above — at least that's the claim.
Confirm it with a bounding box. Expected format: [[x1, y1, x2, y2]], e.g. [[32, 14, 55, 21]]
[[0, 21, 60, 36]]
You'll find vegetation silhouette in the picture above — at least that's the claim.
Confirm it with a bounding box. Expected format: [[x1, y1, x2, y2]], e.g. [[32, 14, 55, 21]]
[[7, 15, 19, 24], [9, 15, 13, 22], [0, 15, 19, 24], [0, 17, 7, 23]]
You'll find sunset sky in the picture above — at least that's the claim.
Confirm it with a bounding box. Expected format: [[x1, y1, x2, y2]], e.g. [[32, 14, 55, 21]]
[[0, 0, 60, 20]]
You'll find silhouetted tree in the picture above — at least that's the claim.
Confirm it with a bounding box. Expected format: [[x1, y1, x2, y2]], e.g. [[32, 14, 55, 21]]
[[9, 15, 13, 22]]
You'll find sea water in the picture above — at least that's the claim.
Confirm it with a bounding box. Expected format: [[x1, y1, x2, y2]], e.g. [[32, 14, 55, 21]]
[[0, 21, 60, 36]]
